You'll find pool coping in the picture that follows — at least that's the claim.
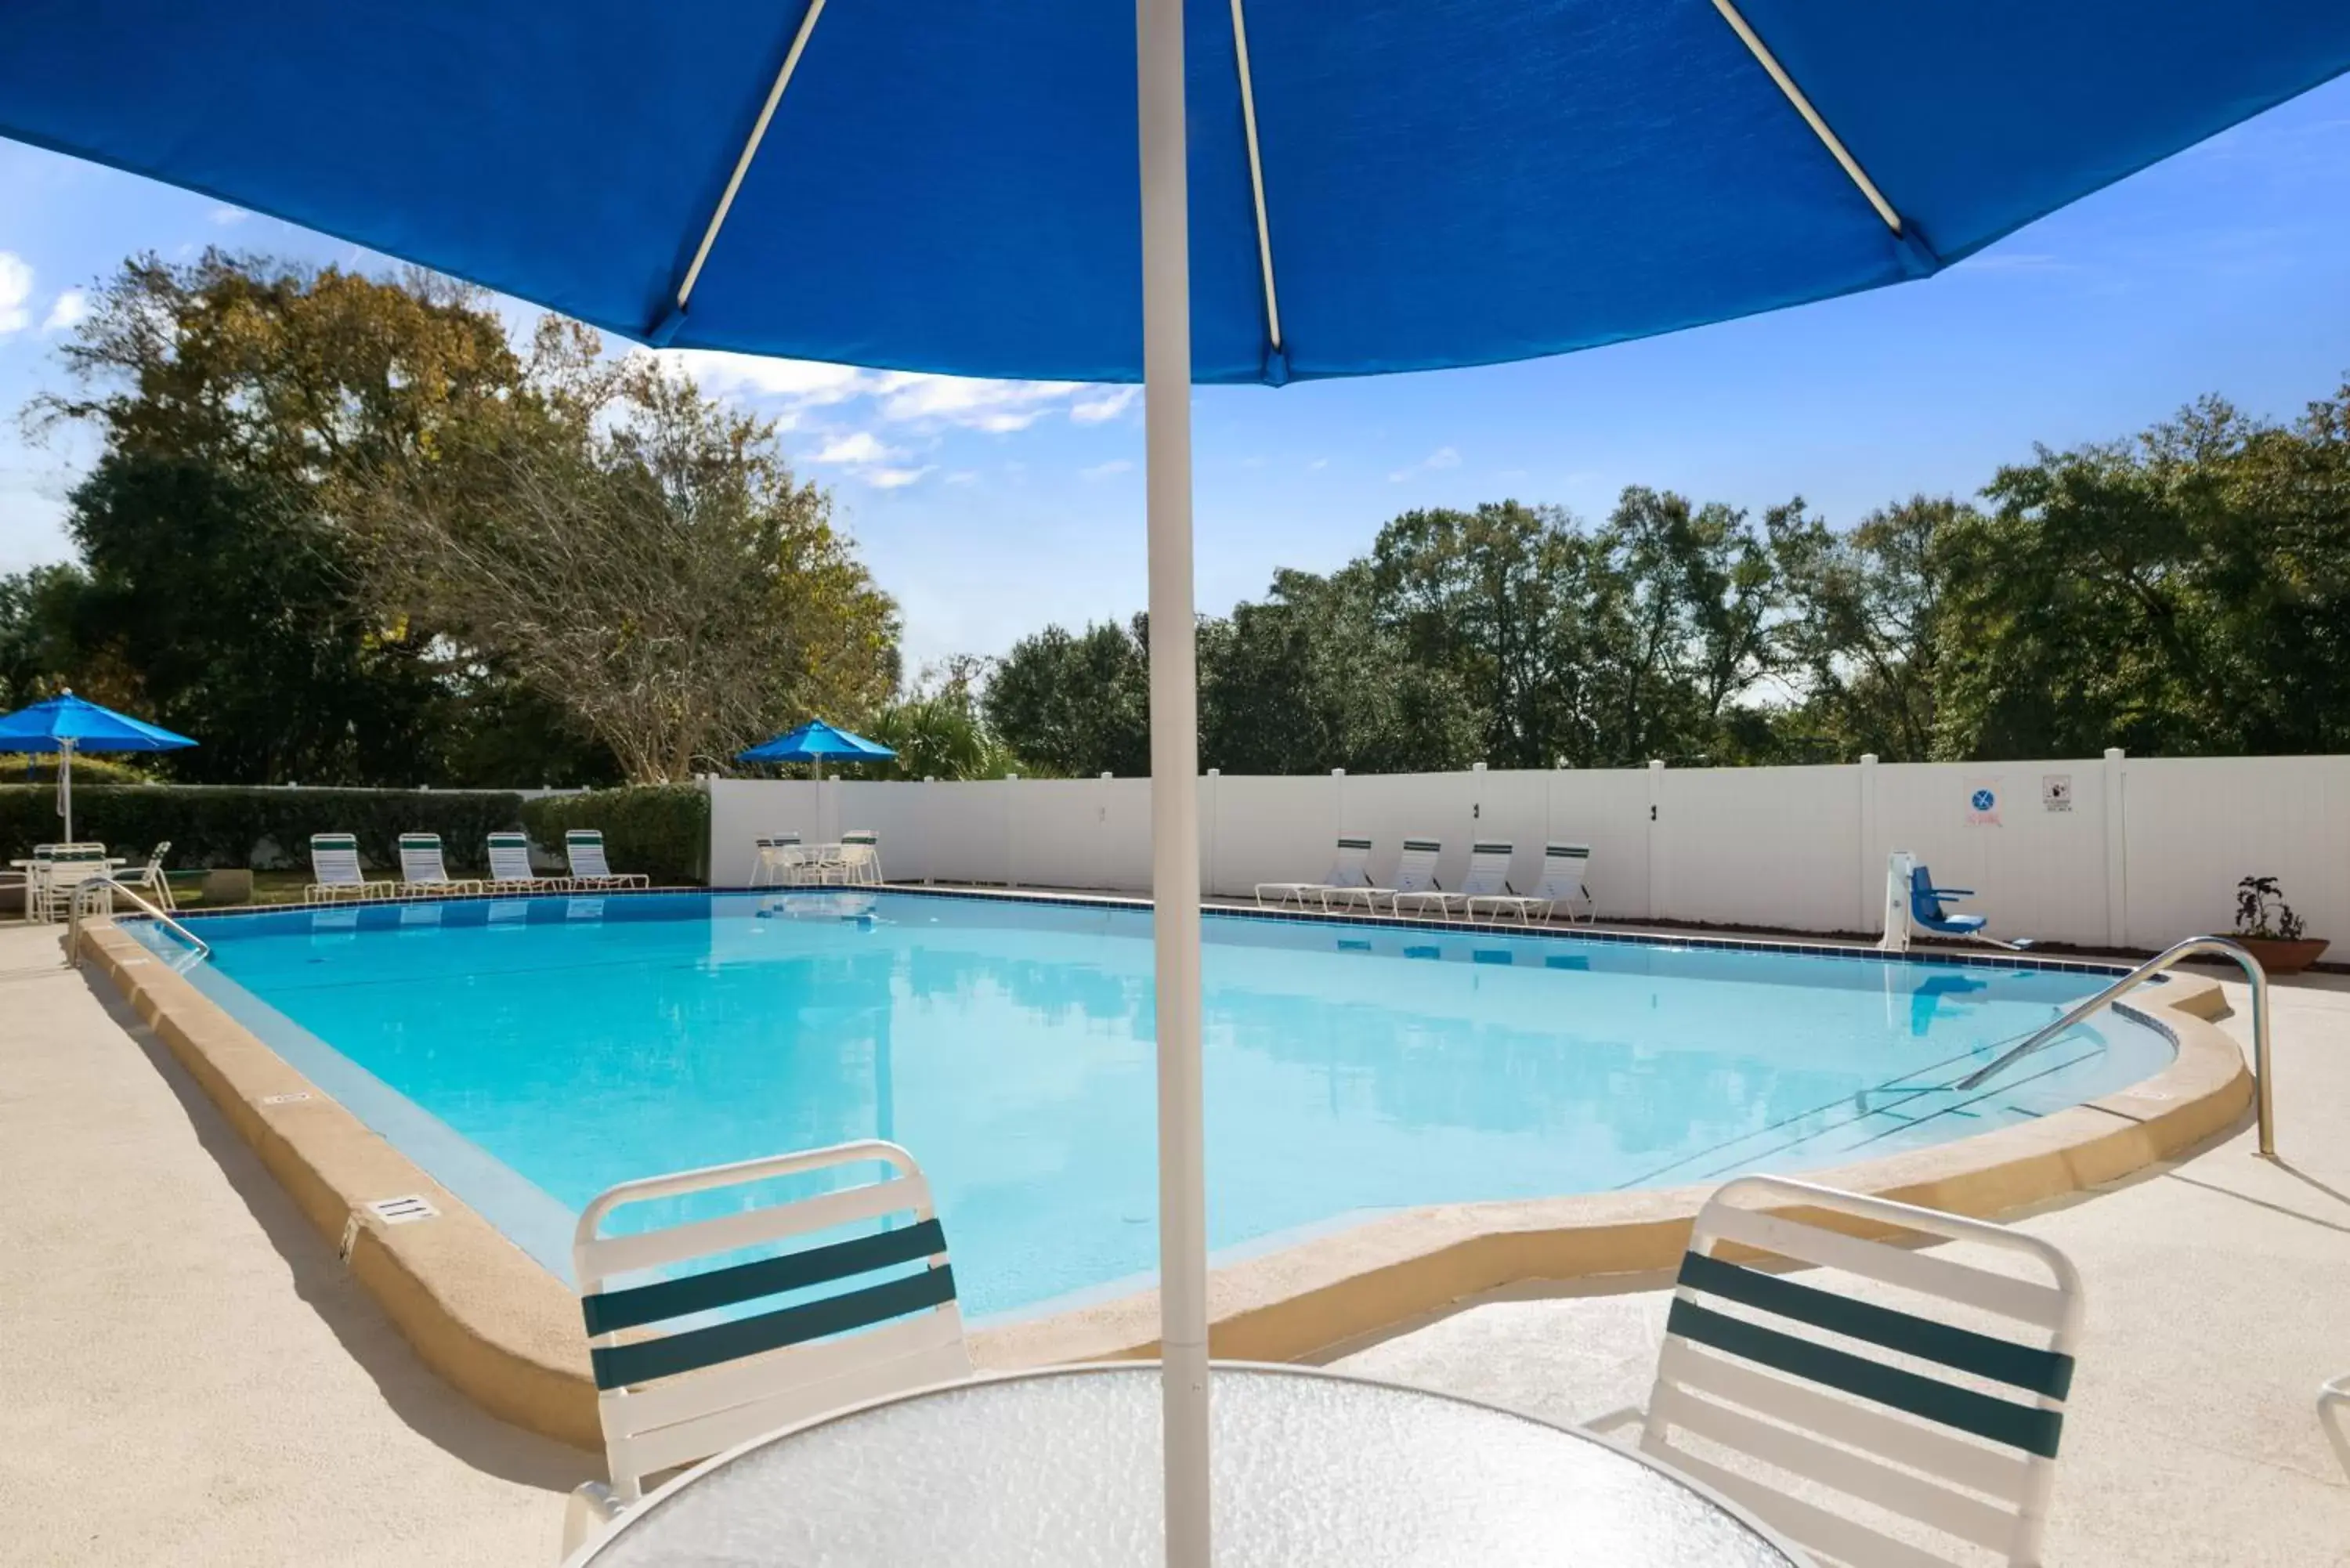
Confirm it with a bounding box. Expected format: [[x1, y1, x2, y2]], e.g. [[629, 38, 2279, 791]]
[[75, 893, 2252, 1454]]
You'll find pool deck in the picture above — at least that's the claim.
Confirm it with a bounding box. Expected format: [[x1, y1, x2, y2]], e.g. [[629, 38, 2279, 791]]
[[6, 916, 2347, 1565]]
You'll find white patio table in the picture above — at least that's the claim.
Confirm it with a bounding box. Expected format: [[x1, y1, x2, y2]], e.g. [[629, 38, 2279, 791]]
[[567, 1363, 1813, 1567]]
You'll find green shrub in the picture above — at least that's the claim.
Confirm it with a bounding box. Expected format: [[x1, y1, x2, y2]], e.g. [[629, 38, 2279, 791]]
[[0, 753, 156, 785], [0, 785, 524, 872], [521, 785, 708, 886]]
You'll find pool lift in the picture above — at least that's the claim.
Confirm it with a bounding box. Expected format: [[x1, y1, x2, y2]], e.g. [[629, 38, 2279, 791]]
[[1878, 851, 2032, 954]]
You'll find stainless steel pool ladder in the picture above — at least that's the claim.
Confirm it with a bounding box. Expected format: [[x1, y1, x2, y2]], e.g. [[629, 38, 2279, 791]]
[[1954, 935, 2273, 1158], [65, 875, 212, 968]]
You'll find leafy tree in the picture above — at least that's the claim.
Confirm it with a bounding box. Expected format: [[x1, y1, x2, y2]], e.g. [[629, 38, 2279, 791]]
[[983, 619, 1150, 777], [1772, 495, 1957, 761], [0, 563, 92, 711], [866, 659, 1021, 779]]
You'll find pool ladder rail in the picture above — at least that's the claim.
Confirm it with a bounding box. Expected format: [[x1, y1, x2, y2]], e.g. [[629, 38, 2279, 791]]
[[65, 874, 212, 970], [1954, 935, 2273, 1158]]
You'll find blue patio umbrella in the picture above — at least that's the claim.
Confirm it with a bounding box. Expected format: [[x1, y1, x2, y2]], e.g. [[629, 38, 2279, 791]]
[[0, 690, 197, 842], [736, 719, 896, 777], [7, 4, 2345, 1557]]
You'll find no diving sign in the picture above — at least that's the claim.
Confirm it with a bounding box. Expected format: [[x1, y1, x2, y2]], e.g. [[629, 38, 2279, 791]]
[[2043, 775, 2073, 812]]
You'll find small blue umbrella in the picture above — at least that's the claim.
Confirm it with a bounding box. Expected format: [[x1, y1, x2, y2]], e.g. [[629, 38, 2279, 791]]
[[9, 7, 2345, 1558], [0, 690, 197, 841], [736, 719, 895, 777]]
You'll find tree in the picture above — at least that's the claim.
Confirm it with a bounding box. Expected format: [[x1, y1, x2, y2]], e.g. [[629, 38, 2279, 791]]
[[349, 326, 899, 782], [984, 619, 1150, 777], [866, 658, 1021, 780], [1772, 495, 1956, 761]]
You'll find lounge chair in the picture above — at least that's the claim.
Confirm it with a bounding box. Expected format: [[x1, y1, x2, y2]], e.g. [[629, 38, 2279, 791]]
[[1480, 842, 1594, 923], [486, 830, 565, 893], [1910, 863, 1987, 938], [1344, 836, 1440, 917], [306, 833, 392, 905], [1591, 1174, 2083, 1568], [565, 829, 649, 890], [115, 840, 176, 912], [396, 832, 486, 897], [1443, 840, 1518, 920], [1256, 836, 1372, 910], [562, 1140, 971, 1557], [750, 832, 804, 888]]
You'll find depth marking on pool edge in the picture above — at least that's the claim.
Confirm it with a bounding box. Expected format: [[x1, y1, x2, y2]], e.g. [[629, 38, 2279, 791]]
[[367, 1194, 439, 1225]]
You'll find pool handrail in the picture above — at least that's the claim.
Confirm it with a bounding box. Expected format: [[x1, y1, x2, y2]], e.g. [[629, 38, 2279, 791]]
[[1953, 935, 2272, 1157], [67, 873, 212, 969]]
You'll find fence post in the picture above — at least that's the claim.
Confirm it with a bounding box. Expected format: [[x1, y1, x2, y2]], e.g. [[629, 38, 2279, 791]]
[[1857, 753, 1879, 934], [2103, 747, 2128, 948], [1646, 759, 1665, 922], [1204, 769, 1220, 898]]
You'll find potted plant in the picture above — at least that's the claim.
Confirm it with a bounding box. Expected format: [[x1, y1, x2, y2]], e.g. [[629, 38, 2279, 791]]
[[2233, 875, 2329, 974]]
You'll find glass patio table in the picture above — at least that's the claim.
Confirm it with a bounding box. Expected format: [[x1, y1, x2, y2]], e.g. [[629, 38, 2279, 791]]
[[569, 1363, 1811, 1567]]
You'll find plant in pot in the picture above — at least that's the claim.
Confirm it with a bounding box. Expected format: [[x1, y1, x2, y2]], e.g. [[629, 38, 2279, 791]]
[[2232, 876, 2329, 974]]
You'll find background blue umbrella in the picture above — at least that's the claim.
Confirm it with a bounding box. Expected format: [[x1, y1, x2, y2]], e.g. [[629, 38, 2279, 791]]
[[0, 691, 197, 842], [736, 719, 896, 778], [6, 5, 2345, 1560]]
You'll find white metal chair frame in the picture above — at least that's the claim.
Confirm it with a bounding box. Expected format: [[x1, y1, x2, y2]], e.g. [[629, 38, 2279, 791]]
[[1598, 1175, 2084, 1568], [1478, 841, 1594, 923], [486, 831, 568, 893], [830, 829, 882, 887], [566, 829, 651, 891], [27, 842, 114, 923], [749, 833, 804, 889], [304, 833, 392, 905], [398, 832, 486, 897], [1382, 838, 1450, 918], [563, 1140, 971, 1557], [1255, 836, 1372, 910], [1446, 840, 1519, 921]]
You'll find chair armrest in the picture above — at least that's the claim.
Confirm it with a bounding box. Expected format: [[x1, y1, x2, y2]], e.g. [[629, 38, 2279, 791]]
[[1928, 885, 1976, 898]]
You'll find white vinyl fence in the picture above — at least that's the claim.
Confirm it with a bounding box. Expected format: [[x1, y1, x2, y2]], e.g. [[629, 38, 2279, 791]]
[[707, 751, 2350, 952]]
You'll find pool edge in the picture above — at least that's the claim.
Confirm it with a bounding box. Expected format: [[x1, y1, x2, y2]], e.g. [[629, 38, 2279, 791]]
[[78, 913, 2250, 1451]]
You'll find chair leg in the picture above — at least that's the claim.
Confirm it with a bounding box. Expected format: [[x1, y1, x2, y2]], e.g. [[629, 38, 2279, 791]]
[[561, 1481, 627, 1559], [2323, 1375, 2350, 1480]]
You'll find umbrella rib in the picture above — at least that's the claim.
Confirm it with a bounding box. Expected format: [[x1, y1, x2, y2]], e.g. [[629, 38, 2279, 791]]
[[1228, 0, 1283, 359], [671, 0, 830, 322], [1708, 0, 1904, 237]]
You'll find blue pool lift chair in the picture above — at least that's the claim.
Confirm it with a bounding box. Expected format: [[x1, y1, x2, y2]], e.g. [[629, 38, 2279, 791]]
[[1911, 865, 1988, 938], [1589, 1175, 2085, 1567], [564, 1140, 972, 1557]]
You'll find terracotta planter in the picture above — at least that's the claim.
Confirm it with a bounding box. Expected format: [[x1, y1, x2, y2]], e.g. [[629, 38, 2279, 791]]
[[2236, 936, 2330, 975]]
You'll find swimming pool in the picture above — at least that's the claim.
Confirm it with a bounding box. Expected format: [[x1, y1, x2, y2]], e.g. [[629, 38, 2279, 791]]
[[143, 891, 2172, 1321]]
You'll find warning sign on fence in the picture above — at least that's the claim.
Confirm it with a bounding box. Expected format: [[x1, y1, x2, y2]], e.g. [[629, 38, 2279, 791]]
[[1965, 781, 2002, 826]]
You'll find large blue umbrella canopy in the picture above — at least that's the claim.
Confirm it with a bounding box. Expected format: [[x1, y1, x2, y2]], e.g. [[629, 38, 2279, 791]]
[[737, 720, 896, 767], [0, 691, 196, 842], [7, 6, 2343, 1559]]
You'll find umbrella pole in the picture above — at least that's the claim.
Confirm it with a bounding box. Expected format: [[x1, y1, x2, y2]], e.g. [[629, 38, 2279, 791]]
[[1137, 0, 1210, 1563], [60, 737, 74, 842]]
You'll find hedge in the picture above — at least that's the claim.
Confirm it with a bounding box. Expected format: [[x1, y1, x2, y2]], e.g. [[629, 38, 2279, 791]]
[[521, 785, 708, 886], [0, 785, 525, 873]]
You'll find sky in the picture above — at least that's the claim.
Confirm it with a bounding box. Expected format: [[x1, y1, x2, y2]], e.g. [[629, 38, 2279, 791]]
[[2, 76, 2348, 674]]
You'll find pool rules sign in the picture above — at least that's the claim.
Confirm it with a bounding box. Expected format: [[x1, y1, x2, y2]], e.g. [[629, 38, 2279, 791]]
[[2042, 774, 2073, 812], [1965, 781, 2002, 826]]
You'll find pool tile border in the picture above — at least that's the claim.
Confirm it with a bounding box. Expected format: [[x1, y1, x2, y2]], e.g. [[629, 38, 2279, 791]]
[[80, 893, 2251, 1452]]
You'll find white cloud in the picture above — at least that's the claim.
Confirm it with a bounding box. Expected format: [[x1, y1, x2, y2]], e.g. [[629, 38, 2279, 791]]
[[1069, 386, 1138, 424], [871, 372, 1083, 432], [653, 349, 870, 403], [0, 253, 33, 334], [808, 431, 904, 465], [865, 465, 932, 490], [1389, 445, 1462, 482], [1306, 457, 1329, 471], [209, 204, 251, 227], [41, 288, 87, 334], [944, 470, 981, 486], [1079, 458, 1134, 480]]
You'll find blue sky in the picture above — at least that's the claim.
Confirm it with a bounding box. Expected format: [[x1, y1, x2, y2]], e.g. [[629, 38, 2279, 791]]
[[3, 75, 2348, 672]]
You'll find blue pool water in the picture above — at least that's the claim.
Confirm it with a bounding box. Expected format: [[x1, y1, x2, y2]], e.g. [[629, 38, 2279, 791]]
[[144, 891, 2171, 1320]]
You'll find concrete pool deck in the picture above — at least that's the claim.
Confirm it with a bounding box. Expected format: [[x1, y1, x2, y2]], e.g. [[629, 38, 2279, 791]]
[[5, 918, 2345, 1564]]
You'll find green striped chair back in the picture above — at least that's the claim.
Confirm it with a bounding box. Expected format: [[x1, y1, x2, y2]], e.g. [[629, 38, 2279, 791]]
[[397, 832, 455, 885], [573, 1140, 969, 1505], [486, 831, 537, 885], [1391, 838, 1442, 895], [1639, 1175, 2082, 1566], [309, 833, 365, 887], [1460, 840, 1514, 898]]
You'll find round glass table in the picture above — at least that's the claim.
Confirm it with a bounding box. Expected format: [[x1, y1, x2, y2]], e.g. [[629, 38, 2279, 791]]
[[574, 1364, 1810, 1566]]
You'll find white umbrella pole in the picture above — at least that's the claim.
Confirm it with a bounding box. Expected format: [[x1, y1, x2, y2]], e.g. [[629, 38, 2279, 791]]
[[59, 737, 74, 842], [1137, 0, 1209, 1562]]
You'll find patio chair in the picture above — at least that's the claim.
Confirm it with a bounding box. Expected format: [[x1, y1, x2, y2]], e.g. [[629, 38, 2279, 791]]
[[397, 833, 486, 898], [750, 832, 804, 888], [1479, 841, 1595, 923], [2323, 1374, 2350, 1479], [1255, 836, 1372, 910], [833, 828, 882, 887], [1444, 840, 1519, 921], [1386, 838, 1452, 918], [566, 829, 650, 891], [115, 840, 176, 912], [562, 1140, 972, 1557], [31, 842, 113, 923], [1593, 1174, 2084, 1568], [306, 833, 390, 905], [486, 830, 564, 893]]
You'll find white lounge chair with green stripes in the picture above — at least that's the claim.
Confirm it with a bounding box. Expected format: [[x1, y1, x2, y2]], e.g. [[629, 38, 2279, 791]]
[[486, 830, 565, 893], [1255, 835, 1372, 910], [1472, 841, 1595, 923], [1383, 837, 1452, 918], [396, 832, 484, 898], [562, 1140, 971, 1557], [306, 833, 392, 904], [566, 829, 649, 891], [1443, 840, 1519, 920], [1598, 1174, 2084, 1568]]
